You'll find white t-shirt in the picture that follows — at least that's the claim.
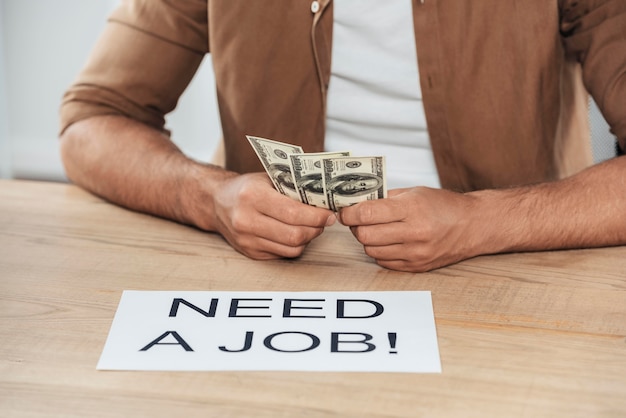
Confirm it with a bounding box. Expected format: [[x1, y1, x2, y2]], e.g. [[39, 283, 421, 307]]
[[325, 0, 440, 189]]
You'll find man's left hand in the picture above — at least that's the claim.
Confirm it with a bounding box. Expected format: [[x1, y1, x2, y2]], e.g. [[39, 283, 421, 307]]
[[337, 187, 483, 272]]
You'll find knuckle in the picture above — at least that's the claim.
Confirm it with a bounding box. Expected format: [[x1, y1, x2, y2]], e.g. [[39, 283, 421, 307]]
[[236, 182, 257, 201], [355, 227, 371, 244], [356, 202, 375, 224], [285, 228, 308, 247], [249, 251, 278, 261], [363, 245, 377, 258], [229, 210, 252, 234], [282, 244, 306, 259], [412, 244, 432, 259], [280, 204, 300, 223], [408, 248, 440, 272], [406, 261, 433, 273]]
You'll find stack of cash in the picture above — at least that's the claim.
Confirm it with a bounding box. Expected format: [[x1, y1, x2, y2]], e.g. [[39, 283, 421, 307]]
[[247, 135, 387, 211]]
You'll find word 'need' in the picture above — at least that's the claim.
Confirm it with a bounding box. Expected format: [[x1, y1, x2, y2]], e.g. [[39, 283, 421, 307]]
[[169, 297, 385, 319]]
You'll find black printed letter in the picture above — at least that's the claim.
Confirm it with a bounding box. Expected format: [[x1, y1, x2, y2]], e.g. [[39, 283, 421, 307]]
[[219, 331, 254, 352], [283, 299, 326, 318], [263, 331, 321, 352], [140, 331, 193, 352], [337, 299, 384, 319], [229, 299, 272, 317], [169, 298, 218, 317], [331, 332, 375, 353]]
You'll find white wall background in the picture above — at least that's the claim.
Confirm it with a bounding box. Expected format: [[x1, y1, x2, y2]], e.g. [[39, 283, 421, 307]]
[[0, 0, 221, 181], [0, 2, 11, 179], [0, 1, 617, 182]]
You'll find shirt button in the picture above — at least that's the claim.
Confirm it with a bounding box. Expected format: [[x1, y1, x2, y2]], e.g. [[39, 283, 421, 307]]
[[311, 1, 320, 13]]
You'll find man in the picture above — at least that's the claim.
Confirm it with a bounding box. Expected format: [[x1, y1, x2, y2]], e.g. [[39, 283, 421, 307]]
[[59, 0, 626, 272]]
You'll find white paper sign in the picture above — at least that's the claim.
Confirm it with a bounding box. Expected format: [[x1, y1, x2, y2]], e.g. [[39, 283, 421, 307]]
[[97, 291, 441, 373]]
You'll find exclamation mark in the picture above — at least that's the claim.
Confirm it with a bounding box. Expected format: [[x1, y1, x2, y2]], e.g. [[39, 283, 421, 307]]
[[388, 332, 397, 354]]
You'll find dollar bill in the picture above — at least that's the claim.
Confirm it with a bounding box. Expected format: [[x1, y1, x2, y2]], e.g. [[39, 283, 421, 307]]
[[322, 156, 387, 211], [246, 135, 303, 202], [289, 151, 350, 209], [246, 135, 387, 210]]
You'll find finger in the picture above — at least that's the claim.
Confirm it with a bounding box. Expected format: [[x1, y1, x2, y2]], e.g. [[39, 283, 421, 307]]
[[361, 242, 412, 262], [363, 244, 452, 272], [257, 193, 336, 227], [349, 222, 409, 246], [219, 171, 333, 227], [238, 210, 326, 248], [338, 198, 405, 226], [387, 188, 412, 197], [233, 234, 310, 260], [361, 244, 428, 272], [375, 258, 435, 273]]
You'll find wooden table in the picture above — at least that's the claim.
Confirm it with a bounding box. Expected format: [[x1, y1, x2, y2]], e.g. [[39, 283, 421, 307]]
[[1, 179, 625, 417]]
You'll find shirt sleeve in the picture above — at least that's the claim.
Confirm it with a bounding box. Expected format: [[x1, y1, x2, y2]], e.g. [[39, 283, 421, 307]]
[[59, 0, 209, 135], [560, 0, 626, 151]]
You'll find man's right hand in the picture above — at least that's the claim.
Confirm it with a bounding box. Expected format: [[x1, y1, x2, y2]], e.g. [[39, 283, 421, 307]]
[[208, 172, 335, 259], [60, 115, 334, 261]]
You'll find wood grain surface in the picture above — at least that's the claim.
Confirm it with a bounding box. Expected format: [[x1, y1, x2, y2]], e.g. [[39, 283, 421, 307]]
[[1, 179, 625, 417]]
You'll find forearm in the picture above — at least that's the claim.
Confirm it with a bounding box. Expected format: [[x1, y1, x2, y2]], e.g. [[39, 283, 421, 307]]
[[469, 155, 626, 255], [59, 115, 235, 231]]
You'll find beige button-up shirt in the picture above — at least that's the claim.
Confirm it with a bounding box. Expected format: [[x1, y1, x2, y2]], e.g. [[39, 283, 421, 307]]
[[60, 0, 626, 192]]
